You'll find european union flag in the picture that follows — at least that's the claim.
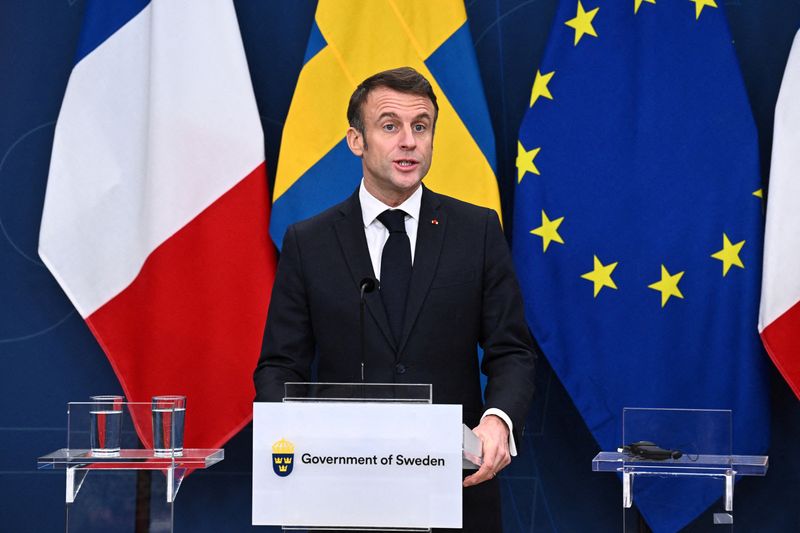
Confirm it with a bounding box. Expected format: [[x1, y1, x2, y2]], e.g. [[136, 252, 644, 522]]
[[513, 1, 769, 531]]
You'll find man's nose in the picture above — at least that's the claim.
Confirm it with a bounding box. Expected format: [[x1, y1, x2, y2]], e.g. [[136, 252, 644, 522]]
[[398, 124, 417, 150]]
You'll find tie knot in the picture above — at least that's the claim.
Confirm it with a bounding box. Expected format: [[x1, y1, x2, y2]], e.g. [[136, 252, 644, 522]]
[[377, 209, 407, 233]]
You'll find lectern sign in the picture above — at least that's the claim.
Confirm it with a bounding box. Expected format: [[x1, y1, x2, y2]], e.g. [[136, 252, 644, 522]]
[[252, 402, 463, 529]]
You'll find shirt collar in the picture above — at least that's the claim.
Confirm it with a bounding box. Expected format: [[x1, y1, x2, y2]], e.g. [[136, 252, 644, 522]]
[[359, 179, 422, 228]]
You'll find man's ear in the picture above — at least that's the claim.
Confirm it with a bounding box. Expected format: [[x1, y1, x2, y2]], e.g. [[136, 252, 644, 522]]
[[346, 127, 364, 157]]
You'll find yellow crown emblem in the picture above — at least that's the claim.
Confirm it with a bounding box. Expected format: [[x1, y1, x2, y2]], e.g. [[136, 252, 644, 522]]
[[272, 438, 295, 454]]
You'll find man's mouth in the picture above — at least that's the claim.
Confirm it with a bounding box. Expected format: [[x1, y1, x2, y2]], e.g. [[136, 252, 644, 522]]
[[394, 159, 419, 168]]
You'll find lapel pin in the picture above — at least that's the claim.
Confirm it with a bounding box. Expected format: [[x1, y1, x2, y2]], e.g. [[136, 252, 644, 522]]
[[431, 219, 439, 225]]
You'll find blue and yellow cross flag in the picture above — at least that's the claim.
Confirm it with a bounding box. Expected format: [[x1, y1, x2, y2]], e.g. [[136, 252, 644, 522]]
[[270, 0, 500, 249], [513, 1, 768, 531]]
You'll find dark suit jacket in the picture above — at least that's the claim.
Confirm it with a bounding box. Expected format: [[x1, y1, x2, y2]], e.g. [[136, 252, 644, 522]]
[[254, 185, 536, 444]]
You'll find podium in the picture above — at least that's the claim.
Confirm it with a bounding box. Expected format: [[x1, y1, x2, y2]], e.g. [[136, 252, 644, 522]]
[[253, 383, 478, 531], [591, 408, 768, 530], [37, 401, 224, 532]]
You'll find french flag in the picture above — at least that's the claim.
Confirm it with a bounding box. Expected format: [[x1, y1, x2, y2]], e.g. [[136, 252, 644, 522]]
[[759, 29, 800, 400], [38, 0, 275, 449]]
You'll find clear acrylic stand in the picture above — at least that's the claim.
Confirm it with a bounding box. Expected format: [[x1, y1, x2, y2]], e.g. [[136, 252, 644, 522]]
[[592, 408, 768, 531], [38, 401, 223, 532], [283, 382, 433, 403]]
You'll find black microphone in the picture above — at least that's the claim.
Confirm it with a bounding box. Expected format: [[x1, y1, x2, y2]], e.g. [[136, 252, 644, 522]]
[[359, 278, 378, 382], [360, 277, 377, 299], [620, 441, 683, 460]]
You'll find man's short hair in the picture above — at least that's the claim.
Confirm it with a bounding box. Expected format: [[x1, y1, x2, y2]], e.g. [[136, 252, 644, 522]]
[[347, 67, 439, 139]]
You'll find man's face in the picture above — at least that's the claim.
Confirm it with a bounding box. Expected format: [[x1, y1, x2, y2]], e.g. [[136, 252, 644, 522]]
[[346, 87, 435, 205]]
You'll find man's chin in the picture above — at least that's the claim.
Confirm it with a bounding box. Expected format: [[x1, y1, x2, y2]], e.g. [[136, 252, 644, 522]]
[[391, 170, 427, 188], [391, 179, 424, 196]]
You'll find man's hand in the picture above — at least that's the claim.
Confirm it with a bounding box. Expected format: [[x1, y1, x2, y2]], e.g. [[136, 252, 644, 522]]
[[463, 414, 511, 487]]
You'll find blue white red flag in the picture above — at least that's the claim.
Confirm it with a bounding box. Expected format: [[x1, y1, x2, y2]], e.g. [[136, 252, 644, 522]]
[[759, 29, 800, 401], [39, 0, 275, 449]]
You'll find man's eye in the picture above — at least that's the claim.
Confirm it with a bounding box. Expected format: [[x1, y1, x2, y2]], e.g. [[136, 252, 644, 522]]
[[413, 124, 426, 132], [383, 124, 396, 131]]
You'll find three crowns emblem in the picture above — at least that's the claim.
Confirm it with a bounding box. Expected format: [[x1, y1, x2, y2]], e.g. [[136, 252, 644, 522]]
[[272, 438, 295, 477]]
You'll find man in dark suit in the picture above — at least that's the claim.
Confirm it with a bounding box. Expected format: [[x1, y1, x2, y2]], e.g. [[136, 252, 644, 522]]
[[254, 67, 536, 532]]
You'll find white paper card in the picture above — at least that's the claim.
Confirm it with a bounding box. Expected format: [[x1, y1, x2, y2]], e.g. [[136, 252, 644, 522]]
[[252, 402, 463, 529]]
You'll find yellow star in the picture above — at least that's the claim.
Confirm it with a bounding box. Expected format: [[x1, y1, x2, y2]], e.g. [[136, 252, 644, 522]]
[[648, 265, 685, 307], [581, 255, 618, 297], [753, 189, 763, 198], [691, 0, 717, 20], [565, 1, 599, 46], [517, 141, 541, 183], [530, 70, 555, 107], [711, 233, 745, 276], [530, 210, 564, 252], [634, 0, 656, 14]]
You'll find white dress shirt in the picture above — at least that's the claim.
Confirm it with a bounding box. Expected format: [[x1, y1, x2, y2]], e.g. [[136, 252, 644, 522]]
[[359, 180, 422, 279], [358, 180, 517, 456]]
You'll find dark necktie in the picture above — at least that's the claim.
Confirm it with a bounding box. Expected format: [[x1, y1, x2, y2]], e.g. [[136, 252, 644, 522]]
[[377, 209, 412, 343]]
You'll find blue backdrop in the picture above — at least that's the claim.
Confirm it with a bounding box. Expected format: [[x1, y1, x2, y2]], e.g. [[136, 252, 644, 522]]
[[2, 1, 799, 531]]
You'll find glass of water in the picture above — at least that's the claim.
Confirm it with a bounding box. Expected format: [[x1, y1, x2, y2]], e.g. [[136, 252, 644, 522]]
[[152, 395, 186, 457], [89, 395, 124, 457]]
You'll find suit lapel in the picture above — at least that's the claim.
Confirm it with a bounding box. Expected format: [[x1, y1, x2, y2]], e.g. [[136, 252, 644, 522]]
[[398, 187, 445, 356], [333, 190, 396, 350]]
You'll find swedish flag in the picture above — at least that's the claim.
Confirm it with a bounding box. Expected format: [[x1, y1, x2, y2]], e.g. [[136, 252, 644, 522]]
[[514, 1, 769, 531], [271, 0, 499, 248]]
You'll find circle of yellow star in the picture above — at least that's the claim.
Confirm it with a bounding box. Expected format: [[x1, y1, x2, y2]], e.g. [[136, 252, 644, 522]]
[[581, 255, 618, 297], [648, 265, 685, 308], [565, 1, 599, 46], [691, 0, 717, 20], [711, 233, 745, 276], [517, 141, 541, 183], [530, 210, 564, 252], [530, 70, 555, 107], [634, 0, 656, 15]]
